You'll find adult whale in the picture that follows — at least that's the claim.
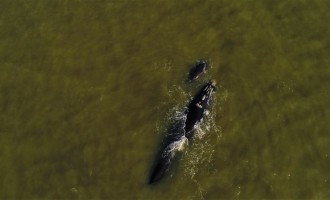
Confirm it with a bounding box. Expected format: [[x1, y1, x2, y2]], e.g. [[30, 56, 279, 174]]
[[149, 80, 216, 184], [184, 80, 216, 139]]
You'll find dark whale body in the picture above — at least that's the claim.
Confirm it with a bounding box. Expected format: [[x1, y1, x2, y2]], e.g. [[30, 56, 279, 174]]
[[185, 82, 216, 138], [149, 117, 186, 184], [188, 60, 208, 81], [149, 82, 216, 184]]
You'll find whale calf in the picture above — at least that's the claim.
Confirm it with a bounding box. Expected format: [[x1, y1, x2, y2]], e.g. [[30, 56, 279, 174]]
[[188, 60, 208, 81]]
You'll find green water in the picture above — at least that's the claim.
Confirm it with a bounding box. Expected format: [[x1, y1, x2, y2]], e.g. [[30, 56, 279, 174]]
[[0, 0, 329, 199]]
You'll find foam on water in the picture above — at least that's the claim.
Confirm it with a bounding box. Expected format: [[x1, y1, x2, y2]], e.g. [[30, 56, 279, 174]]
[[163, 136, 189, 159]]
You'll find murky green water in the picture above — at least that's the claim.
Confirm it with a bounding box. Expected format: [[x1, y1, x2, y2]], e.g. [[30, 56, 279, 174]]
[[0, 0, 329, 199]]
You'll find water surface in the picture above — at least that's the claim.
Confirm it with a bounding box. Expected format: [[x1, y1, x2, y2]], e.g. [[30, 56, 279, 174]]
[[0, 0, 329, 199]]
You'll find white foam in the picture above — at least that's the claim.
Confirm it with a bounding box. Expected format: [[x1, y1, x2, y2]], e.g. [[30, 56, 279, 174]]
[[163, 136, 189, 159]]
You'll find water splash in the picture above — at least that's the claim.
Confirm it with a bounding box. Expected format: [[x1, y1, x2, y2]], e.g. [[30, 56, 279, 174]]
[[163, 136, 189, 159]]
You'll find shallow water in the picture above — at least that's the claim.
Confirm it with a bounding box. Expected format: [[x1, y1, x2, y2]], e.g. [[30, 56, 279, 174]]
[[0, 0, 329, 199]]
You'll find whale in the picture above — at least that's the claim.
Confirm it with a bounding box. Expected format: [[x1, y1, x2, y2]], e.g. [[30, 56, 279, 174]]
[[149, 81, 216, 184], [184, 80, 216, 138], [188, 60, 208, 81]]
